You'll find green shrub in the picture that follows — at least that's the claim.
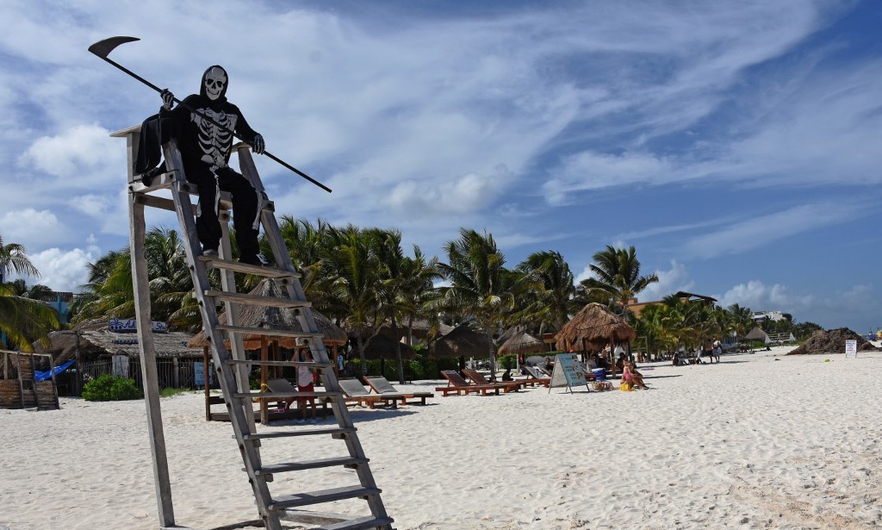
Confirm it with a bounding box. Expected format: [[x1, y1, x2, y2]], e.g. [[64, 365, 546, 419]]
[[82, 374, 143, 401], [498, 353, 517, 370]]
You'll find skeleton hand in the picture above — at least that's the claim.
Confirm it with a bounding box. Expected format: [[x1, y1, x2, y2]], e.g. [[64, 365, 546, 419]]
[[160, 89, 175, 111], [251, 134, 265, 155]]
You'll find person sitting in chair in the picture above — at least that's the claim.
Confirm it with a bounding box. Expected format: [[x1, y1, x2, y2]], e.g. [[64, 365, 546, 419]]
[[621, 361, 648, 390], [149, 66, 268, 266]]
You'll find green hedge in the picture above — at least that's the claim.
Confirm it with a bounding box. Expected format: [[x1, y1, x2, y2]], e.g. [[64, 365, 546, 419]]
[[82, 374, 144, 401]]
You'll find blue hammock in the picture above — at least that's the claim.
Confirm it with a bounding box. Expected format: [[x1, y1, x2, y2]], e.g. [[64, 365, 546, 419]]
[[34, 359, 76, 382]]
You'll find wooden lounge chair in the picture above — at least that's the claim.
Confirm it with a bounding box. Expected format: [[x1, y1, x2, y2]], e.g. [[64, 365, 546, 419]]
[[517, 366, 551, 388], [461, 368, 521, 393], [436, 370, 500, 396], [338, 378, 403, 409], [364, 376, 434, 405]]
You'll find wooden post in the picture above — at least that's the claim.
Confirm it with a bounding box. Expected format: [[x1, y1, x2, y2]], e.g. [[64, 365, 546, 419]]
[[260, 336, 268, 424], [173, 357, 180, 389], [203, 346, 211, 422], [130, 176, 176, 527]]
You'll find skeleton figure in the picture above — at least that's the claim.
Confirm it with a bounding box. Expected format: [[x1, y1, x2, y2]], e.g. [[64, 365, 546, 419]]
[[156, 65, 267, 266]]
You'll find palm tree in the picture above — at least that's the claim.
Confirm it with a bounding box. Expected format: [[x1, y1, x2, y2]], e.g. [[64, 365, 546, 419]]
[[277, 216, 335, 312], [0, 283, 61, 350], [0, 234, 40, 284], [0, 233, 59, 349], [396, 246, 442, 347], [726, 303, 753, 342], [327, 225, 382, 376], [73, 227, 198, 329], [580, 245, 658, 321], [437, 228, 522, 377], [515, 250, 575, 334], [372, 229, 410, 383]]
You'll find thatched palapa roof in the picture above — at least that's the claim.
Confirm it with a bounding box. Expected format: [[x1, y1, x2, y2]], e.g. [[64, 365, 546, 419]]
[[429, 323, 493, 359], [187, 278, 347, 349], [360, 335, 417, 360], [555, 302, 636, 352], [498, 330, 546, 355], [34, 325, 197, 364], [743, 327, 769, 342]]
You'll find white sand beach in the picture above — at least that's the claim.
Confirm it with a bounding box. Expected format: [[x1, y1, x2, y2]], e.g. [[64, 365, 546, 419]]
[[2, 346, 881, 530]]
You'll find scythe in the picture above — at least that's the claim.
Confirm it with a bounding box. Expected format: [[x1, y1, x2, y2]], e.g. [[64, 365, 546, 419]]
[[89, 36, 332, 193]]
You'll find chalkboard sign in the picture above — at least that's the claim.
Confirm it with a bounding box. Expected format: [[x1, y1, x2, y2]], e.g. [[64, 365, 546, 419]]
[[549, 353, 589, 392]]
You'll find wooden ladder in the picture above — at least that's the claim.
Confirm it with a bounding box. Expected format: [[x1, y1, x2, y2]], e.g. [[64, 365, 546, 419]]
[[118, 125, 393, 530]]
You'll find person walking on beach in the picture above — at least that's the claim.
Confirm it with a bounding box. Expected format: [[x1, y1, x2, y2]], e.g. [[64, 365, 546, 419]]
[[294, 349, 317, 424]]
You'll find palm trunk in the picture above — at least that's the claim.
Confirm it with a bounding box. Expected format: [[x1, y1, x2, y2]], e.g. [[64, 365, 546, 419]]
[[356, 333, 367, 378], [392, 316, 405, 385], [485, 327, 497, 380]]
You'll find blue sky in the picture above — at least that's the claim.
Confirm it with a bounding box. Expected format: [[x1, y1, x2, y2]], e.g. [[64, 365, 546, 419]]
[[1, 0, 880, 333]]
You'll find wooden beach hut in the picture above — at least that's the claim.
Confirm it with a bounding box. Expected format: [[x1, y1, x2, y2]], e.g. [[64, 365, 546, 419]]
[[33, 323, 198, 396], [0, 351, 60, 410], [555, 302, 637, 355]]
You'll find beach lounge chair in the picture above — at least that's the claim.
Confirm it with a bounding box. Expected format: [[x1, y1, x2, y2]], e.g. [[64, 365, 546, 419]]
[[436, 370, 500, 396], [364, 376, 434, 405], [461, 368, 521, 393], [519, 366, 552, 388], [338, 378, 403, 409]]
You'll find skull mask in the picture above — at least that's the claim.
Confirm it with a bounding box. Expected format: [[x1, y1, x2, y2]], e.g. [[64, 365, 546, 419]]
[[201, 65, 228, 101]]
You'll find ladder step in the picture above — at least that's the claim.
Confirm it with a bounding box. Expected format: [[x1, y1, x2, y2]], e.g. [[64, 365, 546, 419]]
[[269, 485, 382, 511], [256, 456, 368, 475], [204, 290, 311, 308], [317, 515, 395, 530], [217, 325, 321, 341], [242, 427, 355, 441], [198, 255, 301, 278], [224, 358, 331, 368]]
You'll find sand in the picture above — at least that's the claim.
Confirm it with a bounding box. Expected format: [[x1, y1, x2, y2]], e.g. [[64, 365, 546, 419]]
[[2, 346, 881, 530]]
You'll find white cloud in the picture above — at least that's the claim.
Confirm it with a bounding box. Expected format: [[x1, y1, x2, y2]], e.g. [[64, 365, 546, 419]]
[[0, 208, 66, 247], [18, 124, 122, 187], [681, 202, 868, 259], [641, 260, 694, 302], [716, 280, 814, 314], [11, 246, 94, 292]]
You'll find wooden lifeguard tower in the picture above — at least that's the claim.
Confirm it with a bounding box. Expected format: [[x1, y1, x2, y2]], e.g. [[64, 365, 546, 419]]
[[112, 123, 393, 529], [0, 351, 60, 410]]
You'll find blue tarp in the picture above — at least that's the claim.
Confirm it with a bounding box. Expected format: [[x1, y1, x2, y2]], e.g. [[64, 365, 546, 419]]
[[34, 359, 76, 382]]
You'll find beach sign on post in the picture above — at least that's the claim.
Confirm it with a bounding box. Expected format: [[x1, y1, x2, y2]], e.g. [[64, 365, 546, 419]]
[[549, 353, 590, 393], [845, 340, 857, 358]]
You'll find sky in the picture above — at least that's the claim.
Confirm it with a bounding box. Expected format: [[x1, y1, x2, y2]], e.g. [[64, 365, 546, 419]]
[[1, 0, 880, 334]]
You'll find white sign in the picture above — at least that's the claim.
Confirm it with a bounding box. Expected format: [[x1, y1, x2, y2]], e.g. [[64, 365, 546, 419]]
[[108, 317, 168, 334], [845, 340, 857, 358], [549, 353, 590, 393]]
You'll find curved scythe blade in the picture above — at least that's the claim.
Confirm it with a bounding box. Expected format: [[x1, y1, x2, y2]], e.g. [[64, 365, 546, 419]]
[[88, 36, 140, 59]]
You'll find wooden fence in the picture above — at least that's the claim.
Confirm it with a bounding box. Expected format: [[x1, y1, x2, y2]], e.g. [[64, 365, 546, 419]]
[[57, 357, 209, 396]]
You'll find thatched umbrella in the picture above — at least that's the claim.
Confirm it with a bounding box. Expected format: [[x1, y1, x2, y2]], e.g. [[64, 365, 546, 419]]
[[360, 335, 417, 361], [498, 330, 546, 356], [187, 279, 347, 350], [186, 278, 347, 422], [428, 324, 493, 360], [555, 303, 636, 353]]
